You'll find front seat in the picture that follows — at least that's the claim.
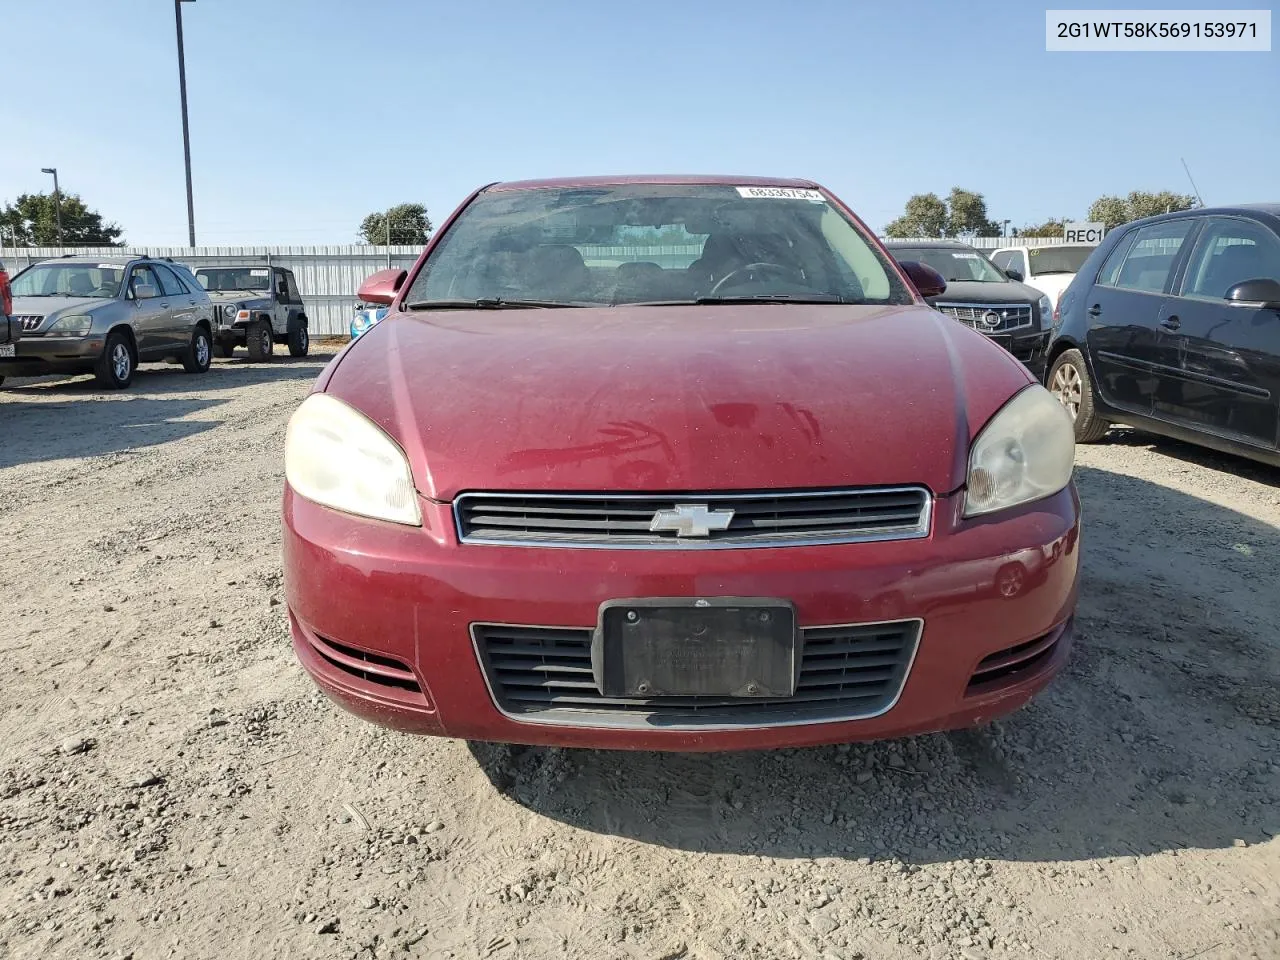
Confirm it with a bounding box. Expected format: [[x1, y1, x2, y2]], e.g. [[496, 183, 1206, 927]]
[[68, 273, 95, 296], [525, 244, 591, 301]]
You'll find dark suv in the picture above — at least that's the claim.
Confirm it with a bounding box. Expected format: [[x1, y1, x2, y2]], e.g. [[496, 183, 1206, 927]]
[[884, 240, 1054, 379], [1046, 204, 1280, 467]]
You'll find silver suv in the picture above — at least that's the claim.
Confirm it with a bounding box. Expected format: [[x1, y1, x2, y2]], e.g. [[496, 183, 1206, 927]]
[[0, 255, 215, 389], [193, 265, 310, 361]]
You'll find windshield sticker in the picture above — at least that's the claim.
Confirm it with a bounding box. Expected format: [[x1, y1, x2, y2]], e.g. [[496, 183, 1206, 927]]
[[735, 186, 826, 202], [249, 269, 270, 277], [951, 252, 979, 260]]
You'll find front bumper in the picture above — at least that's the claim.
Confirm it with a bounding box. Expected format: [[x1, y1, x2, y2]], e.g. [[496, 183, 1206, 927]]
[[0, 334, 104, 375], [283, 484, 1080, 751]]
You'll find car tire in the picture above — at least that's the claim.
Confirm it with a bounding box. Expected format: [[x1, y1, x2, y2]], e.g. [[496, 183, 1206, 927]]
[[94, 330, 134, 389], [246, 319, 274, 363], [182, 327, 212, 374], [216, 340, 236, 359], [1048, 348, 1109, 443], [287, 322, 309, 357]]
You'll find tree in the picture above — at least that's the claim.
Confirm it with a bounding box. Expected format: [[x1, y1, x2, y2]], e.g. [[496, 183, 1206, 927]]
[[1017, 218, 1068, 238], [884, 193, 948, 238], [358, 203, 433, 245], [946, 187, 1000, 237], [1087, 191, 1197, 231], [0, 192, 124, 246], [883, 188, 999, 238]]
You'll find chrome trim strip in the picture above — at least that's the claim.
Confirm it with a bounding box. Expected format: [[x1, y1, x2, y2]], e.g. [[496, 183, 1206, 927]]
[[453, 486, 933, 550], [469, 616, 924, 732], [934, 302, 1034, 333]]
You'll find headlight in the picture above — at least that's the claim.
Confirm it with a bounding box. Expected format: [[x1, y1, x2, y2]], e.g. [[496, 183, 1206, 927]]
[[964, 385, 1075, 518], [1037, 295, 1053, 327], [285, 393, 421, 526], [49, 314, 93, 337]]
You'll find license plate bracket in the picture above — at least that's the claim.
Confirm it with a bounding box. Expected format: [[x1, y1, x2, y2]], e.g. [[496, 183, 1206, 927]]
[[592, 598, 798, 699], [0, 343, 14, 358]]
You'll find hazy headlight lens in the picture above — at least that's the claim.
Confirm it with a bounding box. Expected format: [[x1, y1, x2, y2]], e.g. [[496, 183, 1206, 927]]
[[964, 385, 1075, 518], [1037, 295, 1053, 326], [285, 393, 421, 526], [50, 314, 92, 337]]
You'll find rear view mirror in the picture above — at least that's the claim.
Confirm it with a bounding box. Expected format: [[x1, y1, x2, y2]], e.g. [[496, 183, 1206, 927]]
[[357, 268, 408, 306], [898, 260, 947, 299], [1226, 277, 1280, 310], [1005, 268, 1024, 282]]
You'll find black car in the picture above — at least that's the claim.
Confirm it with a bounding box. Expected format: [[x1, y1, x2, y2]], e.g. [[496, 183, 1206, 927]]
[[1045, 204, 1280, 467], [884, 240, 1054, 378]]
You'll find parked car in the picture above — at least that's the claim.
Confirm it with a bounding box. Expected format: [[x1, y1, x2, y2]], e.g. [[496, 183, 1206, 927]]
[[1046, 204, 1280, 467], [0, 258, 15, 387], [883, 240, 1054, 379], [0, 255, 214, 389], [349, 301, 389, 341], [192, 265, 310, 361], [283, 175, 1081, 752], [989, 243, 1097, 312]]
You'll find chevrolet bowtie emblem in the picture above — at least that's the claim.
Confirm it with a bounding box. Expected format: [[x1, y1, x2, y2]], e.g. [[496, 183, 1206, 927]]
[[650, 503, 735, 538]]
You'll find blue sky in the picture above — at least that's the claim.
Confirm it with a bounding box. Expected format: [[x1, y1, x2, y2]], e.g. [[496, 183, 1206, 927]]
[[2, 0, 1275, 246]]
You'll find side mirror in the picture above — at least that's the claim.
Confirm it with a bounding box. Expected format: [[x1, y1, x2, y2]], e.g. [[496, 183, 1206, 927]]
[[357, 268, 408, 306], [1005, 268, 1024, 283], [898, 260, 947, 299], [132, 282, 159, 300], [1226, 277, 1280, 310]]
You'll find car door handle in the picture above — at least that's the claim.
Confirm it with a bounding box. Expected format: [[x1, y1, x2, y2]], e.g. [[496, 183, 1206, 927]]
[[1087, 304, 1102, 318], [1160, 315, 1181, 331]]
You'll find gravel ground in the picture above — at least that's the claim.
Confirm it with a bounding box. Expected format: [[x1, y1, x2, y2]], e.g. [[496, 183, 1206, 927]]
[[1, 350, 1278, 960]]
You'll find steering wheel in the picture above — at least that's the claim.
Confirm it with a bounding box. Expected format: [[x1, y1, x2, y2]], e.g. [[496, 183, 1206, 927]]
[[707, 262, 805, 297]]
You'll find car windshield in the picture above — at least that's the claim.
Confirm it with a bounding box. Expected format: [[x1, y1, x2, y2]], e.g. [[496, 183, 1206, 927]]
[[10, 263, 124, 298], [404, 183, 912, 308], [1027, 245, 1094, 276], [196, 268, 272, 292], [889, 247, 1008, 283]]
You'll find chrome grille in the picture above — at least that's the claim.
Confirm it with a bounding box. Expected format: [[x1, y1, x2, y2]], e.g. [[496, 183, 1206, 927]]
[[473, 619, 922, 728], [935, 303, 1033, 333], [454, 487, 932, 548], [16, 315, 44, 331]]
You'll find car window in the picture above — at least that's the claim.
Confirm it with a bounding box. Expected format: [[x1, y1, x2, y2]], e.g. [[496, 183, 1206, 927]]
[[1179, 218, 1280, 300], [889, 247, 1008, 283], [129, 265, 161, 299], [10, 263, 125, 298], [405, 183, 911, 307], [284, 272, 303, 304], [1027, 245, 1092, 276], [1102, 220, 1195, 294], [153, 264, 187, 297], [990, 251, 1017, 272]]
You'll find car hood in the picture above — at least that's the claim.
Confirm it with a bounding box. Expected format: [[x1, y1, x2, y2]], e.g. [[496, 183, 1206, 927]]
[[10, 295, 112, 319], [207, 291, 269, 304], [926, 280, 1039, 305], [322, 304, 1034, 501], [1023, 274, 1075, 304]]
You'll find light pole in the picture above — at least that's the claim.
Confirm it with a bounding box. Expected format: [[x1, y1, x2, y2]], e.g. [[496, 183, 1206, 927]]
[[1001, 219, 1010, 238], [41, 167, 63, 248], [174, 0, 197, 248]]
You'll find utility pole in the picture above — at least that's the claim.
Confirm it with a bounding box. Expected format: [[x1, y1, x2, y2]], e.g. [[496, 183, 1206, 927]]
[[40, 167, 63, 248], [175, 0, 198, 247]]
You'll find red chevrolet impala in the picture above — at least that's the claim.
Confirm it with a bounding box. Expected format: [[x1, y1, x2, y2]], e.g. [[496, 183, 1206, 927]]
[[283, 176, 1080, 752]]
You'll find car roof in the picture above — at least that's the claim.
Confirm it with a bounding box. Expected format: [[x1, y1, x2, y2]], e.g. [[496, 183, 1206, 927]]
[[881, 240, 982, 250], [488, 174, 820, 192], [38, 255, 137, 265], [1111, 203, 1280, 232]]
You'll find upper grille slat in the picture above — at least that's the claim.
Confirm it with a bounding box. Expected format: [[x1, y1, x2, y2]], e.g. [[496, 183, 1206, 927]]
[[473, 619, 922, 728], [935, 302, 1034, 333], [456, 487, 931, 548]]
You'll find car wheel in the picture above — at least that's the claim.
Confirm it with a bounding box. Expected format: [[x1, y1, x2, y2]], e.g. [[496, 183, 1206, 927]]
[[216, 340, 236, 359], [1048, 348, 1109, 443], [287, 322, 310, 357], [182, 327, 212, 374], [94, 331, 134, 389], [246, 320, 274, 362]]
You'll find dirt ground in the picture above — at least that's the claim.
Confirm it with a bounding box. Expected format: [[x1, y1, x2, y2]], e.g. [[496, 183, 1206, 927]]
[[1, 350, 1277, 960]]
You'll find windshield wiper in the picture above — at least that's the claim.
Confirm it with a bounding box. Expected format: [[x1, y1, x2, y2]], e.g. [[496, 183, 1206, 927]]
[[405, 298, 581, 310], [628, 294, 848, 307]]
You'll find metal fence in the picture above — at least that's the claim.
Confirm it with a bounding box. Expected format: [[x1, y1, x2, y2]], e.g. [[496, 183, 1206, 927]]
[[0, 235, 1077, 335]]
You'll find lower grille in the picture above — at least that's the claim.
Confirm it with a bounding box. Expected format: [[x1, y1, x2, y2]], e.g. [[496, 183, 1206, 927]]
[[966, 622, 1067, 694], [307, 630, 425, 698], [473, 620, 921, 728], [935, 303, 1033, 333]]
